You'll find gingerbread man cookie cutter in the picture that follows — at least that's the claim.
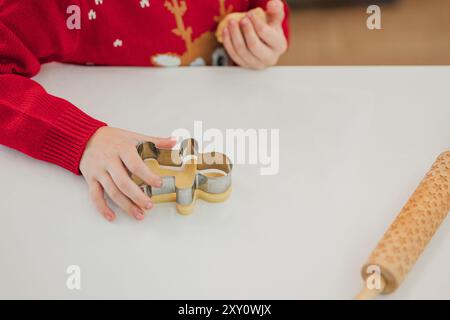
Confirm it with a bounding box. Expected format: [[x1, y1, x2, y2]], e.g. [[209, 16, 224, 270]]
[[131, 138, 233, 214]]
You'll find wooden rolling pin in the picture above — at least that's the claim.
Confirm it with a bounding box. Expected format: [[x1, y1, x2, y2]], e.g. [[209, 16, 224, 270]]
[[357, 151, 450, 299]]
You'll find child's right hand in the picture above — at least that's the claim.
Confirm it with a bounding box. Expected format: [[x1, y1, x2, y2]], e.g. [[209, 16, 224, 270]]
[[79, 127, 177, 222], [221, 0, 287, 70]]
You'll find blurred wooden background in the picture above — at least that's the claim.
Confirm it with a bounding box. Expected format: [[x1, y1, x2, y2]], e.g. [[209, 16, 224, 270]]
[[280, 0, 450, 65]]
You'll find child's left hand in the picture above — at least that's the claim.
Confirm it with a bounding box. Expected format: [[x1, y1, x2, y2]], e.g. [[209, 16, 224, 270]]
[[222, 0, 288, 70]]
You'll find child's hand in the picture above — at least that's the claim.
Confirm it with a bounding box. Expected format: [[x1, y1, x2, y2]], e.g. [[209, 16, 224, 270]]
[[79, 127, 176, 222], [222, 0, 287, 70]]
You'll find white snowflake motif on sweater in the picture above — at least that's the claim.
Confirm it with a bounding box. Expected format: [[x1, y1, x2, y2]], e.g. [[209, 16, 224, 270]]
[[113, 39, 123, 47], [140, 0, 150, 8], [88, 9, 96, 20], [95, 0, 103, 5]]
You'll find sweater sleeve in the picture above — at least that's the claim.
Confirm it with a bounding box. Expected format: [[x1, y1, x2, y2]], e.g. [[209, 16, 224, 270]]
[[249, 0, 290, 42], [0, 1, 107, 175]]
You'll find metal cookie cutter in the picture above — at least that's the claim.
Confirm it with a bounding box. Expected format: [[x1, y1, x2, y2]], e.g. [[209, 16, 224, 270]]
[[131, 138, 233, 215]]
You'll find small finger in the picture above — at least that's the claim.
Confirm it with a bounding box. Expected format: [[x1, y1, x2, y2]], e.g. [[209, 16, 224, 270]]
[[108, 160, 154, 211], [266, 0, 285, 27], [121, 148, 163, 188], [248, 11, 285, 52], [241, 15, 274, 65], [89, 181, 116, 222], [100, 173, 146, 221], [136, 135, 177, 149], [229, 19, 262, 69], [223, 27, 247, 67]]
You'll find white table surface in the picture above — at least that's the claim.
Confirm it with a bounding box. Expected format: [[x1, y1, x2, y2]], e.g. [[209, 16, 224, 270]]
[[1, 64, 449, 299]]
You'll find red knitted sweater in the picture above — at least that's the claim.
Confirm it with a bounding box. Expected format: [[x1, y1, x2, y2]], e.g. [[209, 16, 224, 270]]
[[0, 0, 289, 174]]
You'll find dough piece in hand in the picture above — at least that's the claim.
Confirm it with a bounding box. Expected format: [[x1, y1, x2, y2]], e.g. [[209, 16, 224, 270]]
[[216, 7, 267, 43]]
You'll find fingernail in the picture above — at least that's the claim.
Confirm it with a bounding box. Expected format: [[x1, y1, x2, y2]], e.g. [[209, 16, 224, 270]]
[[146, 202, 153, 209], [170, 136, 178, 142], [134, 211, 145, 221], [106, 215, 114, 221], [156, 179, 163, 188]]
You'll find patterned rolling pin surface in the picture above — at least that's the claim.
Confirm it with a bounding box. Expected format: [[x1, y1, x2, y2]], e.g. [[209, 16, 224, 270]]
[[358, 151, 450, 298]]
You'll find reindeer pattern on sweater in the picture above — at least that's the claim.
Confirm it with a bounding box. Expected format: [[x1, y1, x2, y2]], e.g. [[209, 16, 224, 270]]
[[152, 0, 233, 67]]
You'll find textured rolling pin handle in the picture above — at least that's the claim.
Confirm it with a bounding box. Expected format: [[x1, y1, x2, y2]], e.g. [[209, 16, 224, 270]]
[[359, 151, 450, 298]]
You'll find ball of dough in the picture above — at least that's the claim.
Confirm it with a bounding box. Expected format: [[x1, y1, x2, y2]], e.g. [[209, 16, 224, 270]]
[[216, 7, 267, 43]]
